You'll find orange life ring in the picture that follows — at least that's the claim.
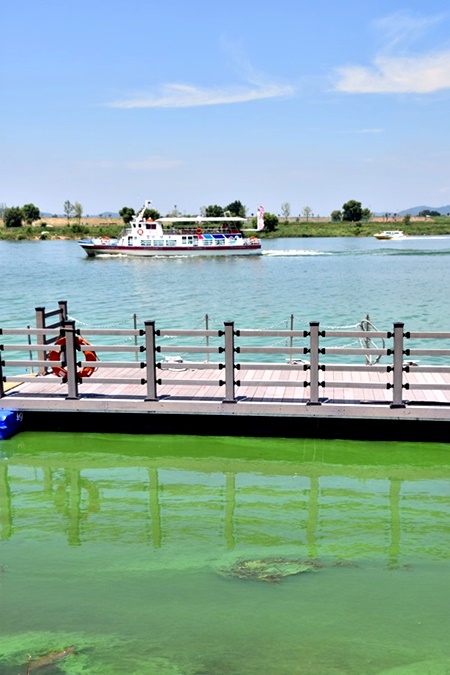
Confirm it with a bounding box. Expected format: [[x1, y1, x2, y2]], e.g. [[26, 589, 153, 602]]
[[196, 227, 202, 235], [48, 336, 98, 379], [137, 228, 144, 235]]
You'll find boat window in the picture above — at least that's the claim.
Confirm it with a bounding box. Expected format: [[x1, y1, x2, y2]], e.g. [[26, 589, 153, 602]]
[[142, 240, 152, 246], [166, 239, 177, 247], [145, 223, 157, 230], [153, 240, 164, 246]]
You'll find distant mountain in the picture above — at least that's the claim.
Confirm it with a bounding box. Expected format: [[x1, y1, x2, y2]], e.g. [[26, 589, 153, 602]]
[[398, 205, 450, 216]]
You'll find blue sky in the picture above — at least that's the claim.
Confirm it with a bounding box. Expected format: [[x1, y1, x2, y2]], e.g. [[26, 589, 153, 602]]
[[2, 0, 450, 217]]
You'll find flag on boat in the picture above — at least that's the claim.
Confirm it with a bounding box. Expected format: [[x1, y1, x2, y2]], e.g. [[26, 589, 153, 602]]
[[145, 200, 152, 208], [257, 205, 265, 231]]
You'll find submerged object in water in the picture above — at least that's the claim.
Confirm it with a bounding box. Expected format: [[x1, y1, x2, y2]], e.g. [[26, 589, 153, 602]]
[[27, 645, 76, 672], [217, 557, 317, 583]]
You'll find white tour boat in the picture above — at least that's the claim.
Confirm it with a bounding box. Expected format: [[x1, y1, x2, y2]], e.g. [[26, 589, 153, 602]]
[[78, 201, 263, 257], [373, 230, 407, 240]]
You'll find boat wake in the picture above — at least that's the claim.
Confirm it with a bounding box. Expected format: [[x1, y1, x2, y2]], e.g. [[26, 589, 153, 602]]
[[263, 249, 332, 257]]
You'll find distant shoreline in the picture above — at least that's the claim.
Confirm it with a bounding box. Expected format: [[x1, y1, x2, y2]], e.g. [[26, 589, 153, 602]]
[[1, 216, 450, 240]]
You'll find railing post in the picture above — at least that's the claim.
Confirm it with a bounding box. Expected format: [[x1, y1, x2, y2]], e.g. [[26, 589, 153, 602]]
[[391, 322, 406, 408], [289, 313, 294, 364], [35, 306, 47, 375], [0, 345, 4, 398], [133, 314, 138, 362], [144, 320, 158, 401], [223, 321, 236, 403], [307, 321, 321, 405], [63, 320, 79, 400], [58, 300, 68, 322]]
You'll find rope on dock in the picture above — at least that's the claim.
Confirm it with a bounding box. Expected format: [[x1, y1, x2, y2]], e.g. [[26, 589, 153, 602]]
[[67, 315, 133, 329]]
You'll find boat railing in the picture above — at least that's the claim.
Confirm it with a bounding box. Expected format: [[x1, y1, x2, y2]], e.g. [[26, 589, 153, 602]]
[[1, 304, 450, 407]]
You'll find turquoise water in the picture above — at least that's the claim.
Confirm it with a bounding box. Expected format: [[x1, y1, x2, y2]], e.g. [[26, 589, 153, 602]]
[[1, 433, 450, 674], [1, 239, 450, 673], [2, 236, 450, 331]]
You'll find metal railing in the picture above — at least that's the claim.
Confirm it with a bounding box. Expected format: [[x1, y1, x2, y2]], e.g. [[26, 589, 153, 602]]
[[1, 303, 450, 407]]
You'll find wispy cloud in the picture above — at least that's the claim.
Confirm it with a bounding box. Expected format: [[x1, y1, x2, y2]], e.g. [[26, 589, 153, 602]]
[[335, 52, 450, 93], [107, 41, 294, 109], [108, 81, 294, 109], [334, 12, 450, 94], [373, 12, 446, 52]]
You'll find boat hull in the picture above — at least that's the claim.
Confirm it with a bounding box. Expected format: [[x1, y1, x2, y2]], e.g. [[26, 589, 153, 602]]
[[80, 243, 262, 257]]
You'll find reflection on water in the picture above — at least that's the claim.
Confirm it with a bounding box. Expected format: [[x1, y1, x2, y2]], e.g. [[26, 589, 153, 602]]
[[1, 433, 450, 674]]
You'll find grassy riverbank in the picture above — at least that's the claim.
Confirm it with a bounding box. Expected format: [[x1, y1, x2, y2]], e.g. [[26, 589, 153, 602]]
[[265, 216, 450, 238], [2, 216, 450, 240], [0, 218, 123, 241]]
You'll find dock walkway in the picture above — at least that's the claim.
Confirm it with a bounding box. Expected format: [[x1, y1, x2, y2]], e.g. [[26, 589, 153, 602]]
[[4, 363, 450, 414], [1, 303, 450, 438]]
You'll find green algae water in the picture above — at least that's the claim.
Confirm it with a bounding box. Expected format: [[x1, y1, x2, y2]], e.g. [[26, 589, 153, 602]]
[[1, 433, 449, 674]]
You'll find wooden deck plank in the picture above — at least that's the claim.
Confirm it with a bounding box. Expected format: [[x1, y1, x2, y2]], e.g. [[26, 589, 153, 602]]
[[3, 365, 450, 422]]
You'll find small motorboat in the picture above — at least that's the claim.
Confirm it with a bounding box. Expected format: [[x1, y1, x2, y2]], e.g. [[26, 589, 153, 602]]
[[373, 230, 406, 240]]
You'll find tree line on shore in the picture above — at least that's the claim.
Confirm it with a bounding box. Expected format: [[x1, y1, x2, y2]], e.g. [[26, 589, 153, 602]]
[[0, 200, 85, 228], [1, 198, 447, 234]]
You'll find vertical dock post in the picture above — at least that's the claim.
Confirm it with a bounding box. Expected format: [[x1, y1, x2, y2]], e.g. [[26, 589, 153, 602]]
[[0, 349, 4, 398], [307, 321, 321, 405], [391, 322, 406, 408], [144, 320, 158, 401], [205, 314, 210, 364], [289, 313, 294, 364], [223, 321, 236, 403], [133, 314, 138, 361], [35, 307, 47, 375], [63, 320, 79, 400], [58, 300, 68, 322]]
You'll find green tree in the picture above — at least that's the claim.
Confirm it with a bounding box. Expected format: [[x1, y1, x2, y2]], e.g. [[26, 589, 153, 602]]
[[342, 200, 363, 222], [225, 200, 246, 218], [21, 203, 40, 226], [143, 208, 160, 221], [203, 204, 224, 217], [281, 202, 291, 221], [73, 201, 83, 226], [119, 207, 135, 224], [418, 209, 440, 217], [64, 200, 75, 225], [302, 206, 312, 222], [402, 214, 411, 226], [361, 208, 372, 221], [3, 206, 23, 228], [331, 210, 342, 222], [166, 205, 182, 217], [262, 212, 279, 232]]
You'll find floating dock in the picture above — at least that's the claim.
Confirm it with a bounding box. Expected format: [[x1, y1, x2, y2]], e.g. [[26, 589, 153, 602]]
[[1, 303, 450, 440]]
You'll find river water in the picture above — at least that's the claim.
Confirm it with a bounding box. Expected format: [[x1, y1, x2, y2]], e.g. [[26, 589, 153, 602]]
[[1, 238, 450, 674], [1, 235, 450, 331]]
